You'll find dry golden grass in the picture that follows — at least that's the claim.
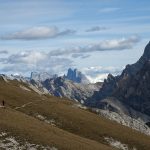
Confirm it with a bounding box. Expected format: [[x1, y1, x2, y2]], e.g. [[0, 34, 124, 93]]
[[0, 78, 150, 150], [19, 99, 150, 150], [0, 108, 113, 150]]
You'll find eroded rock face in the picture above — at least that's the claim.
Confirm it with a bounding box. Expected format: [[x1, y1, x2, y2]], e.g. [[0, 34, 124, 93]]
[[29, 69, 101, 103], [121, 41, 150, 77], [86, 42, 150, 117], [85, 74, 118, 107], [42, 76, 102, 103], [113, 61, 150, 116], [65, 68, 90, 84]]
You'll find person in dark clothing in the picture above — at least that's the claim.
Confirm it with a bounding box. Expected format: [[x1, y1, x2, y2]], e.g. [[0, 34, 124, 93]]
[[2, 100, 5, 107]]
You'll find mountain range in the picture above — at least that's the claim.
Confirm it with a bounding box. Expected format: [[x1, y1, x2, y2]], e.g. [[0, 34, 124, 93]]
[[0, 42, 150, 149], [28, 42, 150, 135], [29, 68, 101, 103], [0, 74, 150, 150]]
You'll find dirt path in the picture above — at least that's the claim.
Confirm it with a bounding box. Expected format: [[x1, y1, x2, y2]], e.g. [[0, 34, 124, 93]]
[[15, 102, 33, 110], [14, 98, 46, 110]]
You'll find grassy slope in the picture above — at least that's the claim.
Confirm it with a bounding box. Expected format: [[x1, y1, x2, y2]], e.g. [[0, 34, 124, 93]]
[[20, 99, 150, 150], [0, 108, 112, 150], [0, 78, 150, 150]]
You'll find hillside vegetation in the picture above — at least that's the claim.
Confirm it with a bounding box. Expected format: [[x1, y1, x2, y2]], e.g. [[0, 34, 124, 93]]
[[0, 78, 150, 150]]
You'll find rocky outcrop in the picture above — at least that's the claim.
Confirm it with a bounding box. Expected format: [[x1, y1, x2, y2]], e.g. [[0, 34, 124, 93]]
[[65, 68, 90, 84], [121, 41, 150, 77], [85, 74, 118, 107], [26, 69, 101, 103], [113, 61, 150, 116], [41, 76, 102, 103], [86, 42, 150, 119]]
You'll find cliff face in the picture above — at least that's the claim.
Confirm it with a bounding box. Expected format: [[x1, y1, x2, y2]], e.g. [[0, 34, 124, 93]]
[[113, 61, 150, 116], [41, 76, 102, 103], [86, 42, 150, 116], [120, 41, 150, 77], [66, 68, 89, 84], [85, 74, 118, 107]]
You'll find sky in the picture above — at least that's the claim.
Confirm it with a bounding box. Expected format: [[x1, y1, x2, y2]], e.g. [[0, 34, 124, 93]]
[[0, 0, 150, 82]]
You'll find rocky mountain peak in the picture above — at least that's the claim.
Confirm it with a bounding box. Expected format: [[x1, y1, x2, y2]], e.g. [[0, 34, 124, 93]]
[[141, 41, 150, 60], [120, 41, 150, 77], [66, 68, 89, 84], [106, 74, 115, 82], [86, 41, 150, 115]]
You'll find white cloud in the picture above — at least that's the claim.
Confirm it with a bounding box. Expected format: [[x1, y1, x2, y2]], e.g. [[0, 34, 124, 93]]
[[83, 66, 123, 74], [82, 66, 122, 75], [6, 51, 47, 64], [86, 74, 108, 83], [86, 26, 108, 32], [0, 35, 140, 77], [1, 27, 76, 40], [71, 53, 90, 59], [0, 50, 8, 54], [82, 66, 123, 83], [0, 51, 74, 75], [50, 35, 140, 56]]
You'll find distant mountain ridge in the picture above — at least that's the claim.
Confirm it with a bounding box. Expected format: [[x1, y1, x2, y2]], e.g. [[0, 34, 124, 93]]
[[30, 68, 90, 84], [30, 72, 58, 82], [42, 76, 101, 103], [1, 43, 150, 136], [29, 69, 101, 103], [0, 75, 150, 150]]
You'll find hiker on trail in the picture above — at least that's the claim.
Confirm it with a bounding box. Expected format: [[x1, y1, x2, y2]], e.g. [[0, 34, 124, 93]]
[[2, 100, 5, 107]]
